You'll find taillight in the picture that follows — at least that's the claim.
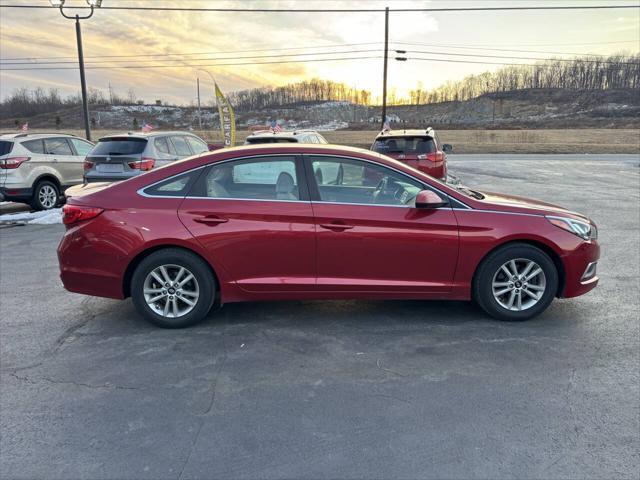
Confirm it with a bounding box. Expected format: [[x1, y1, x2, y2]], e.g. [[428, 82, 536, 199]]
[[128, 157, 155, 171], [420, 152, 443, 162], [62, 204, 104, 225], [83, 160, 94, 171], [0, 156, 30, 169]]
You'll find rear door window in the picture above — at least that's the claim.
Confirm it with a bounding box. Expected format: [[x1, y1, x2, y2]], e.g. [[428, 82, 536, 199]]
[[21, 139, 44, 154], [91, 138, 147, 155], [171, 136, 192, 156], [194, 156, 299, 201], [44, 138, 73, 155], [372, 137, 436, 155], [155, 137, 176, 157], [185, 136, 209, 154]]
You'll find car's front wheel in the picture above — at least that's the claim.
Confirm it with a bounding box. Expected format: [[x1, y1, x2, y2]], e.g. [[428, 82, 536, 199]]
[[31, 180, 59, 211], [473, 243, 558, 321], [131, 249, 215, 328]]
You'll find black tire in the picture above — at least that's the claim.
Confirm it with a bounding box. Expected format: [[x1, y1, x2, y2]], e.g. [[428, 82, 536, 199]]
[[131, 248, 215, 328], [473, 243, 558, 321], [31, 180, 59, 211]]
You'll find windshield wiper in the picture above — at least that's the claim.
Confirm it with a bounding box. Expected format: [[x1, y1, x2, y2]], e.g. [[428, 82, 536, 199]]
[[455, 185, 485, 199]]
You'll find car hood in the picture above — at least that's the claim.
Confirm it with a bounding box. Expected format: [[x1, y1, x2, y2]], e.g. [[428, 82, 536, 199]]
[[473, 190, 591, 222]]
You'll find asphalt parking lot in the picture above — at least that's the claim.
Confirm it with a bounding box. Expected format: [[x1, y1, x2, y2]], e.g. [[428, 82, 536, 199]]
[[1, 154, 639, 479]]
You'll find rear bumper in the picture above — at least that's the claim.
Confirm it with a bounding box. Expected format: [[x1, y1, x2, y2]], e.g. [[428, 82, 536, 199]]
[[57, 220, 126, 299], [0, 186, 33, 202], [561, 240, 600, 298]]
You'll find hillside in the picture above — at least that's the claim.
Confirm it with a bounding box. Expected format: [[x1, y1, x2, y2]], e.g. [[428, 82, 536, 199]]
[[1, 88, 638, 131]]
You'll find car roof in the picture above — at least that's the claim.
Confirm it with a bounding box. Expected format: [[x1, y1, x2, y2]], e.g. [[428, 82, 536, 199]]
[[0, 132, 87, 141], [98, 131, 202, 141], [375, 128, 435, 139], [209, 142, 377, 158], [246, 130, 320, 139]]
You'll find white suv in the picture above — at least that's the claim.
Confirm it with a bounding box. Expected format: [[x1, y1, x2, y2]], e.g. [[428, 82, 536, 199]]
[[0, 133, 94, 210]]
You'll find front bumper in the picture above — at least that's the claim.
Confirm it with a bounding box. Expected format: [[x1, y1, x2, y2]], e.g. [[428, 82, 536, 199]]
[[561, 240, 600, 298]]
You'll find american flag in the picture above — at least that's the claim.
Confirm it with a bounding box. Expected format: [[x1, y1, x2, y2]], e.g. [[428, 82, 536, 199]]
[[21, 122, 29, 132], [141, 123, 153, 133], [270, 120, 282, 133]]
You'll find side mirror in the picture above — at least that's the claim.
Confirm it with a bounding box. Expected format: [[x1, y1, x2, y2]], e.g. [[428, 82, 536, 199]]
[[442, 144, 453, 153], [415, 190, 447, 209]]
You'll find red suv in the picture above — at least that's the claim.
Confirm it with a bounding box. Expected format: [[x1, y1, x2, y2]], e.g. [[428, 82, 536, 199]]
[[371, 128, 449, 180], [58, 144, 599, 328]]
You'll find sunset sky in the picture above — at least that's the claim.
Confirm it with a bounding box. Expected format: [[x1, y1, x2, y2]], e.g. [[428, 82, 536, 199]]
[[1, 0, 638, 105]]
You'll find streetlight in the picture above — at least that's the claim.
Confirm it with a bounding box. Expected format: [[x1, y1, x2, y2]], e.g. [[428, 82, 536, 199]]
[[50, 0, 102, 141]]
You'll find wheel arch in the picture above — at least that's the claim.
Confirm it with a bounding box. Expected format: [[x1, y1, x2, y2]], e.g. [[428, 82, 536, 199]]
[[122, 244, 221, 303], [472, 239, 566, 297], [33, 173, 62, 190]]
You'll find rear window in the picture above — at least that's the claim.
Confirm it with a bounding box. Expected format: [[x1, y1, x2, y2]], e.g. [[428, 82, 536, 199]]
[[22, 139, 44, 154], [142, 170, 199, 197], [0, 140, 13, 156], [245, 137, 297, 144], [91, 138, 147, 155], [372, 136, 436, 155]]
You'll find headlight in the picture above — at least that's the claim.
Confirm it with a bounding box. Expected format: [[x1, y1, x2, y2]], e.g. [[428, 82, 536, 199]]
[[546, 215, 597, 241]]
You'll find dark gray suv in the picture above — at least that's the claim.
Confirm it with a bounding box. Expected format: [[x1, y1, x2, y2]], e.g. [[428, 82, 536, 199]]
[[84, 131, 209, 183]]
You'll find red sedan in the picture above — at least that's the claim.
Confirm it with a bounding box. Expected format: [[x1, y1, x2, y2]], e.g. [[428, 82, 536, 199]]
[[58, 144, 599, 328]]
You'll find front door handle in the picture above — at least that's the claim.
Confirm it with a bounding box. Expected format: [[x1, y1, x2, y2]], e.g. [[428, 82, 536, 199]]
[[319, 222, 354, 231], [193, 215, 228, 226]]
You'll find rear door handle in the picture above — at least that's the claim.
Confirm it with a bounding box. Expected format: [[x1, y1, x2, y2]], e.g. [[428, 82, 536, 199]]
[[193, 215, 228, 226], [319, 222, 354, 231]]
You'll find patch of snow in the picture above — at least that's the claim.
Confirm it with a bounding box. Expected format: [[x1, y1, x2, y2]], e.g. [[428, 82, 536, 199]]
[[0, 208, 62, 224]]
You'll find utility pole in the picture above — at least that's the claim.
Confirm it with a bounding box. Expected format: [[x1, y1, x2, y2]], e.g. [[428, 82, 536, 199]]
[[197, 77, 203, 130], [52, 0, 102, 141], [75, 15, 91, 140], [381, 6, 389, 131], [108, 81, 113, 104]]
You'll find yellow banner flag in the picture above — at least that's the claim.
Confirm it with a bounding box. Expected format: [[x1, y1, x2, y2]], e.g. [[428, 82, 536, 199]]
[[214, 82, 236, 147]]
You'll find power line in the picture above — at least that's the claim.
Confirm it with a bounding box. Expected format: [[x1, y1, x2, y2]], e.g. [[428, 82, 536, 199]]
[[392, 42, 638, 57], [0, 49, 382, 66], [0, 3, 638, 12], [403, 50, 639, 65], [4, 39, 637, 64], [0, 55, 383, 71], [4, 49, 637, 68], [0, 42, 383, 61], [407, 56, 617, 68]]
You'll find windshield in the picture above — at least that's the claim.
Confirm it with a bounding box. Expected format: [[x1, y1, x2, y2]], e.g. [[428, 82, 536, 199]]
[[90, 138, 147, 155], [372, 136, 436, 155]]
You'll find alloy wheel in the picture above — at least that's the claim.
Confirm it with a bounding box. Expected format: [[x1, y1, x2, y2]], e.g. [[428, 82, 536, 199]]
[[491, 258, 546, 311], [38, 185, 57, 209], [143, 264, 200, 318]]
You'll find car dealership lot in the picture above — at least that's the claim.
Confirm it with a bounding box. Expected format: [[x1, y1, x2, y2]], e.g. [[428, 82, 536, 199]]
[[1, 154, 638, 479]]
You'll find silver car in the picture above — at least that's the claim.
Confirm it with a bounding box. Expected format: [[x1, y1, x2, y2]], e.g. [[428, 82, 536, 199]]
[[244, 129, 328, 145], [84, 131, 209, 183], [0, 133, 94, 210]]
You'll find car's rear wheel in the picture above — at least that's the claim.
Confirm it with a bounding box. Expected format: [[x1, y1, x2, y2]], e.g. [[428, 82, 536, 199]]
[[473, 243, 558, 321], [31, 180, 59, 211], [131, 249, 215, 328]]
